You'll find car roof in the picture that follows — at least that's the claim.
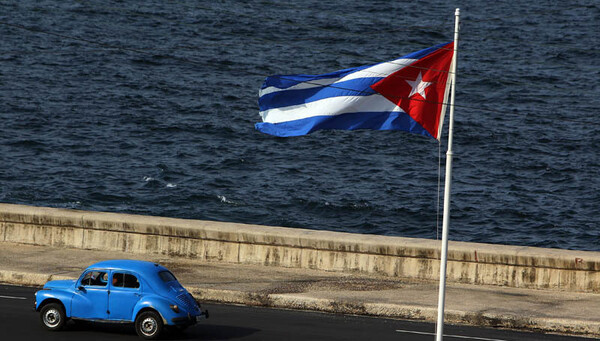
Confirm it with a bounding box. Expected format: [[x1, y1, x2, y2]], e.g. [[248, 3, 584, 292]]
[[87, 259, 169, 274]]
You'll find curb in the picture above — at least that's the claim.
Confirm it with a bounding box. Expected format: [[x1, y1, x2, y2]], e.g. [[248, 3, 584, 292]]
[[3, 270, 599, 337], [0, 270, 72, 287]]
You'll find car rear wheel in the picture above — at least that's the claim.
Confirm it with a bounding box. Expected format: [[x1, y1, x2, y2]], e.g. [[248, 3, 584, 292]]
[[40, 303, 66, 331], [135, 310, 163, 340]]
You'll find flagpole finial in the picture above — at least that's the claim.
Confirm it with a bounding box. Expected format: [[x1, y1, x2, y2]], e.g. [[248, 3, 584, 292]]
[[455, 8, 460, 16]]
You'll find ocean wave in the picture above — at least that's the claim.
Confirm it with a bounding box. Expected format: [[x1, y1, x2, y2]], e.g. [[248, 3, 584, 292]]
[[1, 0, 598, 251]]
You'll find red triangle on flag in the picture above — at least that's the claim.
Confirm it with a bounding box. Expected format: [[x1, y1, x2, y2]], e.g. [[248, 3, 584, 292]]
[[370, 43, 454, 139]]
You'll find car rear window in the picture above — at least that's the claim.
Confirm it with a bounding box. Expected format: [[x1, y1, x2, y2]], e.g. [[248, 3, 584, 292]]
[[158, 271, 177, 282]]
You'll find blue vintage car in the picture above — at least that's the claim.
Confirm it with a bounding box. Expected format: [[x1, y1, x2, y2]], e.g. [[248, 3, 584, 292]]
[[34, 259, 209, 339]]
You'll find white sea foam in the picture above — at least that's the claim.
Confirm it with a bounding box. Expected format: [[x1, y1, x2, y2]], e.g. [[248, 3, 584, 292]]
[[218, 195, 234, 204]]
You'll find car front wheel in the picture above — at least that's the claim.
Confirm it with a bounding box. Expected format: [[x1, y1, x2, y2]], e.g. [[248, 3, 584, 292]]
[[135, 310, 164, 340], [40, 303, 66, 331]]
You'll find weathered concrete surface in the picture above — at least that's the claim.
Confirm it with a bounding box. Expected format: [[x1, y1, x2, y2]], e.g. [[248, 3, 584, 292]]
[[1, 242, 600, 337], [1, 203, 600, 292]]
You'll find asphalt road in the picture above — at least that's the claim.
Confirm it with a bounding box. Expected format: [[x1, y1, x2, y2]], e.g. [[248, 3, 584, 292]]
[[0, 284, 593, 341]]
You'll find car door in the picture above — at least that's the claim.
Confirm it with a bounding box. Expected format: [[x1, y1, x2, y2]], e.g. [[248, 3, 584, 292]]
[[108, 271, 142, 321], [70, 269, 110, 320]]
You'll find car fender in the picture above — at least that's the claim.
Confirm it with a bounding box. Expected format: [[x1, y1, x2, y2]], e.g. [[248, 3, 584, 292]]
[[36, 290, 74, 317], [131, 294, 176, 325]]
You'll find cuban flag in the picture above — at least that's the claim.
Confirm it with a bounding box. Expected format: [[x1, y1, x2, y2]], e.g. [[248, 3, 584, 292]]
[[256, 42, 454, 140]]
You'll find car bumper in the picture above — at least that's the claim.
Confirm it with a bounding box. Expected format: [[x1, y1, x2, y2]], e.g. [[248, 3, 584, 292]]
[[171, 309, 209, 325]]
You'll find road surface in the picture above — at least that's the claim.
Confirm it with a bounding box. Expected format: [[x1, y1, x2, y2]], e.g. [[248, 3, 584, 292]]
[[0, 284, 591, 341]]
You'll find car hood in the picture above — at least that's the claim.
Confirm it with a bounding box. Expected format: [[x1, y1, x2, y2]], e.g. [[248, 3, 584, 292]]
[[43, 279, 76, 290]]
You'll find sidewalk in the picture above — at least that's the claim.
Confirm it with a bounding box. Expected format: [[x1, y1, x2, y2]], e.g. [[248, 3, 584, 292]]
[[1, 242, 599, 337]]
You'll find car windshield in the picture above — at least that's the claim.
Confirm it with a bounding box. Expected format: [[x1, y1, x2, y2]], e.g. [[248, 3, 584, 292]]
[[158, 271, 177, 282]]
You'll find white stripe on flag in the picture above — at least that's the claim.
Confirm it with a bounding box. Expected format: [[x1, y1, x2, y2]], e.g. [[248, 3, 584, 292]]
[[259, 94, 403, 124], [259, 77, 340, 97], [339, 58, 415, 82], [259, 58, 416, 98]]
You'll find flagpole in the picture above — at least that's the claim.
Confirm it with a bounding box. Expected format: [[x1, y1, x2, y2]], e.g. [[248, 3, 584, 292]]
[[435, 8, 460, 341]]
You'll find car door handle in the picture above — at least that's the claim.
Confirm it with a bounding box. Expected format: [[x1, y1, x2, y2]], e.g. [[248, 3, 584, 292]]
[[134, 293, 142, 297]]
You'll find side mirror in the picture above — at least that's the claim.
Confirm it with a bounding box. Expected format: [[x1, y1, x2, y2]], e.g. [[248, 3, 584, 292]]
[[78, 286, 85, 291]]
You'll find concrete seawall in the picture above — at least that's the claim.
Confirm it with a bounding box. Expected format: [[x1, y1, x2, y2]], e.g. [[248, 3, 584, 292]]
[[1, 203, 599, 293]]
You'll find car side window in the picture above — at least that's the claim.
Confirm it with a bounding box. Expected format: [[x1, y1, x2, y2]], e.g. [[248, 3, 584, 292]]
[[124, 274, 140, 288], [112, 273, 124, 287], [112, 272, 140, 289], [81, 271, 108, 287]]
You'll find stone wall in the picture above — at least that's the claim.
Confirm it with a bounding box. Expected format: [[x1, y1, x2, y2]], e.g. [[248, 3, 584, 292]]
[[1, 203, 599, 292]]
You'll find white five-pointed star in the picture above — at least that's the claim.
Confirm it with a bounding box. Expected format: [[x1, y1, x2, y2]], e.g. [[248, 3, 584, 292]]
[[405, 72, 431, 99]]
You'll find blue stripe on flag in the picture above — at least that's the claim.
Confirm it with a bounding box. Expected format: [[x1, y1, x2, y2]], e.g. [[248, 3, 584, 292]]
[[259, 77, 381, 111], [255, 111, 433, 138], [400, 43, 448, 60], [260, 64, 371, 90]]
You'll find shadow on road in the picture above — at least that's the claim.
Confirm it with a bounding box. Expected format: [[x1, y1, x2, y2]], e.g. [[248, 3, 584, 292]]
[[63, 320, 259, 340], [173, 324, 260, 340]]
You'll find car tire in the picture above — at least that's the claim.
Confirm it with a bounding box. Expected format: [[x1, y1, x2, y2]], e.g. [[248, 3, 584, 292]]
[[135, 310, 164, 340], [40, 303, 66, 331]]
